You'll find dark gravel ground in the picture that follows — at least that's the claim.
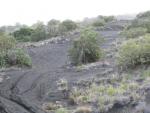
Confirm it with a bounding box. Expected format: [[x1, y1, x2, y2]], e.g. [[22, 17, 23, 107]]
[[0, 20, 140, 113]]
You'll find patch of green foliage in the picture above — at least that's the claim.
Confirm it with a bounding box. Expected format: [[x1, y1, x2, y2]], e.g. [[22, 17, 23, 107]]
[[69, 28, 103, 65], [92, 19, 105, 27], [125, 11, 150, 35], [15, 49, 32, 67], [103, 16, 115, 22], [13, 27, 34, 42], [58, 20, 77, 35], [0, 52, 7, 67], [12, 20, 77, 42], [55, 108, 68, 113], [117, 34, 150, 69], [69, 77, 141, 112], [0, 34, 32, 68], [92, 16, 115, 27], [31, 21, 47, 42], [120, 27, 147, 39], [0, 34, 16, 52]]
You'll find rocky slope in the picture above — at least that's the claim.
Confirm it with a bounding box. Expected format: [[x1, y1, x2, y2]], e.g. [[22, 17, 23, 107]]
[[0, 20, 150, 113]]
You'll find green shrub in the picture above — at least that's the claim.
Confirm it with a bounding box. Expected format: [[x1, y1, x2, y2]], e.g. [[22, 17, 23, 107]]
[[15, 49, 32, 67], [55, 108, 68, 113], [0, 49, 32, 68], [120, 27, 147, 39], [69, 28, 103, 65], [0, 34, 16, 67], [0, 34, 16, 52], [103, 16, 115, 22], [0, 52, 7, 68], [13, 27, 34, 42], [0, 34, 32, 68], [92, 19, 105, 27], [117, 34, 150, 68]]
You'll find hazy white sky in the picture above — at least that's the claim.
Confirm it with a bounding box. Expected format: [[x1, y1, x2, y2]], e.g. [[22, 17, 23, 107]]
[[0, 0, 150, 26]]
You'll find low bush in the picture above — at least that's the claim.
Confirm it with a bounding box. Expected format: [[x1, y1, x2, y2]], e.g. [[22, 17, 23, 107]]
[[0, 34, 32, 68], [11, 49, 32, 67], [0, 49, 32, 68], [103, 16, 115, 22], [117, 34, 150, 69], [120, 27, 147, 39], [13, 27, 34, 42], [69, 28, 103, 65], [92, 19, 105, 27]]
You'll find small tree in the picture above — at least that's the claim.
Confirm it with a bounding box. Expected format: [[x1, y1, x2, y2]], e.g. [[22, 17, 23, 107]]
[[31, 21, 46, 41], [47, 19, 60, 37], [69, 28, 103, 65]]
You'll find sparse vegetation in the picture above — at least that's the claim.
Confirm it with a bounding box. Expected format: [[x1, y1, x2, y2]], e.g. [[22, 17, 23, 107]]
[[42, 102, 62, 111], [68, 75, 143, 112], [55, 108, 68, 113], [69, 28, 103, 65], [74, 106, 92, 113]]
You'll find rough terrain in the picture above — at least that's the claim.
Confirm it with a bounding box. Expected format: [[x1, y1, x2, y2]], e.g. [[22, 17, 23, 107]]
[[0, 20, 149, 113]]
